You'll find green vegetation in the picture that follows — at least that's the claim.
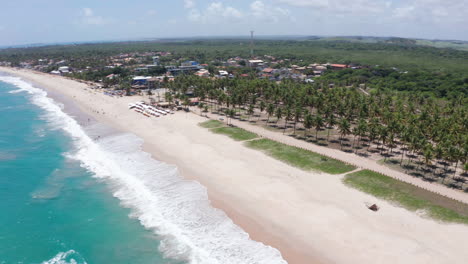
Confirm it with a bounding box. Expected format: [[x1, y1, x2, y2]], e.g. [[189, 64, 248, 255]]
[[199, 120, 257, 141], [1, 39, 467, 97], [319, 67, 468, 97], [211, 127, 258, 141], [246, 139, 355, 174], [199, 120, 223, 128], [344, 170, 468, 224], [415, 39, 468, 52], [174, 74, 467, 190], [2, 39, 468, 72]]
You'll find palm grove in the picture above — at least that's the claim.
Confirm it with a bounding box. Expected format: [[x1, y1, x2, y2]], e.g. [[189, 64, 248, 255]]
[[167, 75, 468, 191]]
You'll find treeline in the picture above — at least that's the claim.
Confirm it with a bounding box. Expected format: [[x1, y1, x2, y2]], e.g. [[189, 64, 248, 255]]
[[1, 39, 467, 97], [1, 39, 468, 71], [319, 68, 468, 98]]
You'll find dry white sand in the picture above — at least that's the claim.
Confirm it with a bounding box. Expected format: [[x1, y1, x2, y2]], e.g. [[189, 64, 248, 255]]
[[2, 67, 468, 264]]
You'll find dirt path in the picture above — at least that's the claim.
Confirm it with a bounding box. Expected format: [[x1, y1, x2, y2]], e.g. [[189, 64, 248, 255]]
[[206, 112, 468, 204]]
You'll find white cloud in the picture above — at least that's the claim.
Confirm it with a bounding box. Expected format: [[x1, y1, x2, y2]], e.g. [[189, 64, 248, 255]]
[[250, 1, 292, 22], [388, 0, 468, 24], [277, 0, 388, 14], [147, 9, 157, 16], [83, 7, 93, 17], [187, 1, 291, 24], [184, 0, 196, 9], [393, 6, 415, 19], [188, 2, 243, 23], [80, 8, 109, 25]]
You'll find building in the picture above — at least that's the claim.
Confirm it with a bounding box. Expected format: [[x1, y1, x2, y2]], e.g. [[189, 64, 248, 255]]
[[58, 66, 70, 74], [153, 56, 160, 66], [331, 64, 348, 70], [248, 59, 264, 67], [181, 61, 199, 67], [195, 69, 210, 77], [218, 70, 229, 76], [132, 76, 151, 86]]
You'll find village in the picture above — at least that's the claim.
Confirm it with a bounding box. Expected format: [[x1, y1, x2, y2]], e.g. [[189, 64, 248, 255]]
[[0, 49, 364, 95]]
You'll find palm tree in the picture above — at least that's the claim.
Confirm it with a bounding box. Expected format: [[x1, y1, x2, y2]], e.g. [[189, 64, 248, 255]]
[[423, 144, 434, 174], [326, 114, 336, 142], [314, 115, 324, 141], [379, 126, 388, 155], [266, 103, 275, 124], [304, 113, 313, 138], [247, 104, 254, 121], [284, 107, 292, 134], [356, 119, 368, 149], [338, 119, 351, 149], [259, 101, 266, 121], [198, 102, 204, 116], [275, 107, 283, 126], [293, 106, 303, 135]]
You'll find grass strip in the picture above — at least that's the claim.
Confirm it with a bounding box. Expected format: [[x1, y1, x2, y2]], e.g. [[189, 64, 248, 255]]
[[246, 139, 356, 174], [343, 170, 468, 224], [211, 127, 258, 141], [199, 120, 224, 128]]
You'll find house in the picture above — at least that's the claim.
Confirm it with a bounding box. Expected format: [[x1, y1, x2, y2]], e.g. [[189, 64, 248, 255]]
[[219, 70, 229, 76], [262, 68, 274, 74], [181, 61, 199, 67], [152, 56, 160, 66], [106, 74, 119, 79], [195, 69, 210, 77], [331, 64, 348, 70], [58, 66, 70, 74], [248, 59, 264, 67], [313, 70, 324, 77], [189, 97, 200, 106], [132, 76, 151, 85]]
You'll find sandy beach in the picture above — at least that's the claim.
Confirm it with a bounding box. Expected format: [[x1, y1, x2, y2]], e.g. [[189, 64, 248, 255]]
[[2, 66, 468, 264]]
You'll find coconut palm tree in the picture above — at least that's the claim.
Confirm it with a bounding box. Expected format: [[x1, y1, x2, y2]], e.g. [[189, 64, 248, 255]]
[[326, 114, 336, 142], [423, 144, 434, 174], [275, 107, 283, 126], [304, 113, 313, 138], [284, 107, 292, 134], [293, 106, 303, 135], [314, 115, 324, 141], [259, 101, 266, 121], [266, 103, 275, 124], [338, 118, 351, 149]]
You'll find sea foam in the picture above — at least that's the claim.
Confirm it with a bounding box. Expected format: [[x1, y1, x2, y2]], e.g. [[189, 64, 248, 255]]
[[0, 76, 288, 264], [41, 250, 87, 264]]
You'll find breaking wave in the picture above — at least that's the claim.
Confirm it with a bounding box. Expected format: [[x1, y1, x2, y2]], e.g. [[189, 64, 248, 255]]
[[0, 76, 287, 264], [41, 250, 87, 264]]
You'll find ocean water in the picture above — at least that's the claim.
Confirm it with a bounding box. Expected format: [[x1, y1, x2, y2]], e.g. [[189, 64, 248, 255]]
[[0, 76, 287, 264]]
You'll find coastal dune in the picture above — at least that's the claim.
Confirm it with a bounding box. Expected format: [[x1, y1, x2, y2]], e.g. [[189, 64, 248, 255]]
[[2, 67, 468, 264]]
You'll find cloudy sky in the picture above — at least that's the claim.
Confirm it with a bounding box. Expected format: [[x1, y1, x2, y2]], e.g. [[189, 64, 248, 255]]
[[0, 0, 467, 46]]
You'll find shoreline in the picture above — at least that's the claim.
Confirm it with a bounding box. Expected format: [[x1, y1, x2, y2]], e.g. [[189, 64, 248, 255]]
[[2, 67, 468, 264], [0, 68, 324, 263]]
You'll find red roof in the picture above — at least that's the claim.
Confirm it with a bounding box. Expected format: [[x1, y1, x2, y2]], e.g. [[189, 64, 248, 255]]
[[262, 68, 274, 73], [331, 64, 347, 68]]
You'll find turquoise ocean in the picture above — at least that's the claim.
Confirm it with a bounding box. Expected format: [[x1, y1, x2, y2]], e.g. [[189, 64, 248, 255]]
[[0, 75, 287, 264]]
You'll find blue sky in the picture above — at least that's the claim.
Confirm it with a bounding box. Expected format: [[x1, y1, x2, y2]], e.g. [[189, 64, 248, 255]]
[[1, 0, 467, 46]]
